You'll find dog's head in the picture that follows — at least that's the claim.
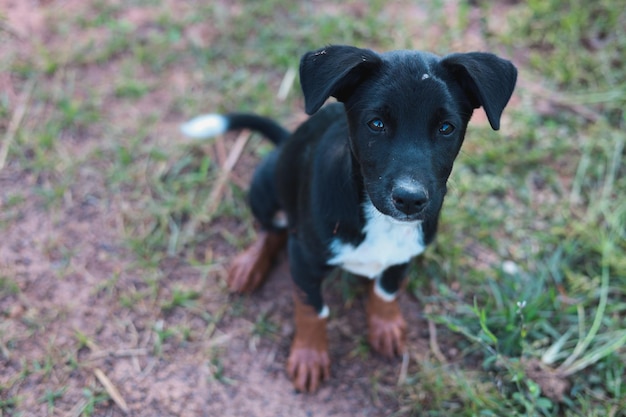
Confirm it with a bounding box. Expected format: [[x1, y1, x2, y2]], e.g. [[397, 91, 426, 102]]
[[300, 45, 517, 222]]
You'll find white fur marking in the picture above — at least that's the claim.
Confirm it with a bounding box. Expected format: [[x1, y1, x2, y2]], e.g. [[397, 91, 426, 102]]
[[328, 200, 425, 278], [272, 210, 288, 228], [374, 278, 397, 302], [180, 114, 228, 139], [318, 305, 330, 319], [421, 73, 430, 80]]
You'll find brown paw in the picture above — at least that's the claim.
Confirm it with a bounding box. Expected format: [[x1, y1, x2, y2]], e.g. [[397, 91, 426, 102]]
[[226, 231, 286, 294], [287, 290, 330, 393], [367, 312, 407, 357], [227, 250, 267, 293], [286, 347, 330, 393], [366, 282, 407, 357]]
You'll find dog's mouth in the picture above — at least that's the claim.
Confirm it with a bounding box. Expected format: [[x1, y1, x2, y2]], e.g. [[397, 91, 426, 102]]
[[389, 212, 425, 223]]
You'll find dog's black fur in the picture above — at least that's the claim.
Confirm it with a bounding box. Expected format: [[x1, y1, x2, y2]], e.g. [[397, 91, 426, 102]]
[[242, 45, 517, 311], [183, 45, 516, 390]]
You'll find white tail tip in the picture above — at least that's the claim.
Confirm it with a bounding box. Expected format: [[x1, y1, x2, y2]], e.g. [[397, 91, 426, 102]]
[[180, 114, 228, 139]]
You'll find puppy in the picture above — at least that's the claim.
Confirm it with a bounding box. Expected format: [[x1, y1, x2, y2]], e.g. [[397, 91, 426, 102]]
[[182, 45, 517, 392]]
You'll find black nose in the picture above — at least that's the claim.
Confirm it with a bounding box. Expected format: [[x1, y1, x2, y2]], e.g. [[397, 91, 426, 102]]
[[392, 186, 429, 215]]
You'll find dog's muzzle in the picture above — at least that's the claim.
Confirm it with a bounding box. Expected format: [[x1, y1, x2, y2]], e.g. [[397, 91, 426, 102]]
[[391, 182, 429, 216]]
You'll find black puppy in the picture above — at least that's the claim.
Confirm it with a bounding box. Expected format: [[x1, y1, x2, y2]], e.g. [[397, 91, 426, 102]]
[[182, 45, 517, 392]]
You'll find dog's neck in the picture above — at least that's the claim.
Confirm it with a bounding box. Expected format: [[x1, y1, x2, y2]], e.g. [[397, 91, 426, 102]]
[[327, 197, 426, 278]]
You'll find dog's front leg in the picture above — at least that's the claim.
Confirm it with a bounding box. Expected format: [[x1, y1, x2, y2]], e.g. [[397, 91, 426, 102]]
[[367, 263, 408, 357], [287, 288, 330, 393], [285, 238, 331, 392]]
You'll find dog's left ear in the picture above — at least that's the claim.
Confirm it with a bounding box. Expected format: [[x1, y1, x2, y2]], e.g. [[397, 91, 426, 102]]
[[300, 45, 383, 115], [441, 53, 517, 130]]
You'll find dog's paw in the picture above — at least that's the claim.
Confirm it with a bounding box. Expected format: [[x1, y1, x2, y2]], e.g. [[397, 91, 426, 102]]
[[286, 347, 330, 393], [227, 250, 267, 294], [226, 231, 287, 294], [367, 312, 407, 357], [366, 283, 407, 357]]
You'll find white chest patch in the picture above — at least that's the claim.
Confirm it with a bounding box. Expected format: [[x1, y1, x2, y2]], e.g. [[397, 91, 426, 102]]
[[327, 201, 426, 278]]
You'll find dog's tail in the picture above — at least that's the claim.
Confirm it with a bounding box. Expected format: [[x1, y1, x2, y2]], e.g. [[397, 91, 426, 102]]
[[180, 113, 290, 145]]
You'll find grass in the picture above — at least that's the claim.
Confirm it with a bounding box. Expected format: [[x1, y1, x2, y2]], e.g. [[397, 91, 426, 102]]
[[400, 1, 626, 414], [0, 0, 624, 415]]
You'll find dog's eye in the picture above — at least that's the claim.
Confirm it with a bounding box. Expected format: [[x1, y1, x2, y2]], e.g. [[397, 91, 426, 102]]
[[438, 121, 455, 136], [367, 119, 385, 132]]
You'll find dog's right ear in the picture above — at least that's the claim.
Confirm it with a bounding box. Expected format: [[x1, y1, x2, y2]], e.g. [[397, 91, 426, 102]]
[[300, 45, 382, 115]]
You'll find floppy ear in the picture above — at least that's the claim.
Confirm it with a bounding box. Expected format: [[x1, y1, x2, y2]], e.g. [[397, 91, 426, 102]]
[[441, 52, 517, 130], [299, 45, 382, 115]]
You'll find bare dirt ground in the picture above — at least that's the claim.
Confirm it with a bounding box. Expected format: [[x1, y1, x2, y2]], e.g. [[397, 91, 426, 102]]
[[0, 1, 520, 416]]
